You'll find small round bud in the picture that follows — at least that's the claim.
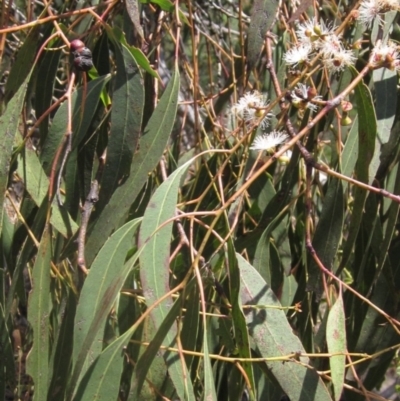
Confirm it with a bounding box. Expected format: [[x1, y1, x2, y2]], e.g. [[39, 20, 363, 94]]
[[341, 115, 352, 126], [278, 154, 291, 164], [304, 28, 313, 38], [313, 24, 322, 36], [70, 39, 85, 52], [291, 98, 306, 110]]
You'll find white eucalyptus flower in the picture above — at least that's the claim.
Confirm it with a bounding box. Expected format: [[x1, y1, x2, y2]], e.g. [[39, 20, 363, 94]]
[[283, 43, 312, 66], [357, 0, 399, 26], [231, 91, 273, 127], [322, 44, 356, 71], [357, 0, 382, 26], [296, 18, 335, 46], [250, 131, 289, 152], [370, 41, 400, 70]]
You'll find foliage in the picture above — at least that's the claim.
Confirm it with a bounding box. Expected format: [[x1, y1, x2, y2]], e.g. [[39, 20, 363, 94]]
[[1, 0, 400, 400]]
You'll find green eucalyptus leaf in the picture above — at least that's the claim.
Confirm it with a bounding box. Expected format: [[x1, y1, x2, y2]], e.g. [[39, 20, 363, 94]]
[[97, 35, 144, 210], [307, 178, 344, 295], [26, 227, 52, 401], [35, 43, 62, 143], [40, 75, 110, 174], [131, 279, 195, 399], [17, 149, 79, 237], [138, 157, 196, 401], [125, 0, 144, 39], [340, 75, 378, 273], [228, 243, 255, 400], [85, 68, 180, 265], [352, 69, 377, 185], [247, 0, 280, 69], [327, 294, 346, 401], [0, 303, 15, 393], [0, 69, 34, 234], [4, 26, 40, 103], [69, 218, 141, 399], [237, 254, 332, 401]]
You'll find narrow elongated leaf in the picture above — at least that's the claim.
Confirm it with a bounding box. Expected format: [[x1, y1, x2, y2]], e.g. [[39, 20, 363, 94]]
[[280, 273, 298, 308], [307, 178, 344, 295], [365, 68, 397, 185], [374, 68, 397, 138], [125, 0, 144, 39], [228, 242, 255, 400], [69, 218, 141, 399], [97, 34, 144, 210], [247, 0, 280, 69], [272, 217, 291, 276], [47, 290, 76, 401], [130, 311, 170, 400], [0, 303, 15, 394], [0, 68, 33, 234], [375, 164, 400, 278], [85, 68, 180, 265], [35, 43, 62, 142], [111, 26, 160, 79], [4, 26, 39, 103], [341, 115, 358, 191], [352, 70, 377, 184], [17, 149, 79, 237], [180, 281, 200, 370], [253, 211, 287, 288], [40, 75, 110, 174], [237, 254, 331, 401], [350, 273, 399, 390], [138, 158, 195, 401], [76, 278, 191, 401], [340, 77, 377, 271], [327, 294, 346, 401], [26, 227, 52, 401], [73, 323, 137, 401], [203, 317, 218, 401], [131, 282, 192, 398]]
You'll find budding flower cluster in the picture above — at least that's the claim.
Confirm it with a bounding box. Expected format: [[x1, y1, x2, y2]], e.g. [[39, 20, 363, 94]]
[[357, 0, 400, 27], [370, 41, 400, 70], [70, 39, 93, 72], [231, 91, 274, 129], [283, 18, 356, 72], [289, 83, 322, 112]]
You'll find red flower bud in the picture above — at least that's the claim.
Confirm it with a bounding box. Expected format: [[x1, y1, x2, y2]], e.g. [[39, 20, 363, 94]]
[[70, 39, 85, 52]]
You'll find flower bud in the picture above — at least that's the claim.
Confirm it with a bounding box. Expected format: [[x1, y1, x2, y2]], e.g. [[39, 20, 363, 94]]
[[341, 114, 352, 126], [70, 39, 85, 52]]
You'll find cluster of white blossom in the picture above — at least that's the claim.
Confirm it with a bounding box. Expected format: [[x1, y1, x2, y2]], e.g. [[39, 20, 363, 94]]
[[357, 0, 400, 27], [289, 83, 322, 112], [231, 91, 274, 130], [231, 92, 289, 152], [370, 40, 400, 70], [233, 0, 400, 154], [283, 18, 355, 72]]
